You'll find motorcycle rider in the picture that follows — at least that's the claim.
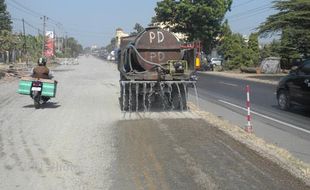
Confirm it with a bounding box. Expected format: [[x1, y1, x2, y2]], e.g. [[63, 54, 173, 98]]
[[32, 57, 51, 79], [31, 57, 54, 104]]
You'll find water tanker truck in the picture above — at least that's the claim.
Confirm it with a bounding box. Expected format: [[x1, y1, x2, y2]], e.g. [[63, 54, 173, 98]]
[[118, 27, 198, 111]]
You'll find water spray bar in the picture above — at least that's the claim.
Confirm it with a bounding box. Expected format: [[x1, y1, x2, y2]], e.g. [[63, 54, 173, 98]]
[[121, 81, 196, 84]]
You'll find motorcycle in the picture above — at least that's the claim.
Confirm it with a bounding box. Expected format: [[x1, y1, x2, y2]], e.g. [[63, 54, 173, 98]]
[[30, 80, 51, 109], [17, 77, 57, 109]]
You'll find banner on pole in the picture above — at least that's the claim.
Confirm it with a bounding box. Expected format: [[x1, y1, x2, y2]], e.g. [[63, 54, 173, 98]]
[[44, 31, 54, 58]]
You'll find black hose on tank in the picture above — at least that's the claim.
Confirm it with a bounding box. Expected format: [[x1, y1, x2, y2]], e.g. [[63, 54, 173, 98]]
[[122, 43, 168, 74]]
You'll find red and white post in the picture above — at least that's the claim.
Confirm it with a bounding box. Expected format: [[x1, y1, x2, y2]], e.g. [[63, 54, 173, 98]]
[[245, 85, 253, 133]]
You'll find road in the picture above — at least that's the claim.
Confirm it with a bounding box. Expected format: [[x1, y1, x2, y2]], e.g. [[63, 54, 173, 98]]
[[0, 57, 309, 189], [194, 72, 310, 163]]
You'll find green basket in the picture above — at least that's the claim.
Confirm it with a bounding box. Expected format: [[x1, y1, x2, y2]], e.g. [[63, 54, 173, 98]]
[[42, 82, 57, 97], [17, 79, 57, 97], [17, 80, 32, 95]]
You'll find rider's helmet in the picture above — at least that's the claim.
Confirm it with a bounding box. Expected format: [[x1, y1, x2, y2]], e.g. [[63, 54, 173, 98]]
[[38, 57, 47, 66]]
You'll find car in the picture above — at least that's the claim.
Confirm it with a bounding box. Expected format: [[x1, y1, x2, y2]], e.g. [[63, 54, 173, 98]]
[[107, 50, 116, 61], [210, 58, 222, 66], [276, 59, 310, 110]]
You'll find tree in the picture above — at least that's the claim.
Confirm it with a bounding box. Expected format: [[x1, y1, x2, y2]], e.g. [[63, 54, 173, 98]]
[[218, 32, 246, 69], [130, 23, 144, 35], [0, 0, 12, 31], [217, 20, 233, 61], [25, 34, 43, 61], [218, 23, 259, 69], [219, 20, 232, 38], [260, 40, 281, 60], [153, 0, 232, 53], [248, 33, 259, 66], [258, 0, 310, 58], [105, 37, 116, 53], [64, 37, 83, 57], [0, 30, 18, 52], [279, 29, 301, 59]]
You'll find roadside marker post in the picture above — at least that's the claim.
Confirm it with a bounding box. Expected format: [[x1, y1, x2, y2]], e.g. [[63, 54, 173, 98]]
[[245, 85, 253, 133]]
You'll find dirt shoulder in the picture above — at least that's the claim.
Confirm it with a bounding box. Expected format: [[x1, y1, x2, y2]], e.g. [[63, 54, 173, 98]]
[[198, 71, 288, 85], [0, 61, 60, 82], [0, 64, 6, 79], [188, 102, 310, 186]]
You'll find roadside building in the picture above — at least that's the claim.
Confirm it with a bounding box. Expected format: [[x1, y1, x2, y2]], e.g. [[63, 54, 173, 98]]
[[115, 28, 129, 48], [152, 22, 187, 41]]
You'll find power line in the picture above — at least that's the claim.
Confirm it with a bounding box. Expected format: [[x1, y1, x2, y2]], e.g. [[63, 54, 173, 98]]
[[7, 0, 112, 44], [22, 19, 42, 34], [238, 25, 258, 33], [7, 0, 65, 32], [228, 3, 271, 18], [8, 0, 107, 35], [10, 17, 42, 34], [9, 0, 65, 31], [11, 17, 22, 21], [229, 7, 272, 22], [231, 0, 254, 8], [6, 1, 39, 18], [11, 17, 42, 33], [9, 0, 42, 17], [8, 1, 84, 36]]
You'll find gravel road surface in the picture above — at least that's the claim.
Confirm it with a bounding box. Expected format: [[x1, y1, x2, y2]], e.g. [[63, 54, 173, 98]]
[[0, 56, 309, 189]]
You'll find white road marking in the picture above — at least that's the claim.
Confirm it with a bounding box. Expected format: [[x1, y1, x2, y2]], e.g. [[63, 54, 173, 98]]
[[218, 99, 310, 135], [219, 82, 238, 87]]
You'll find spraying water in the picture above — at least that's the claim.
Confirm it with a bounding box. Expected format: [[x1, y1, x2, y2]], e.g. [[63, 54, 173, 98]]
[[135, 84, 139, 112], [120, 81, 198, 112], [143, 83, 147, 112], [167, 83, 173, 110], [159, 82, 166, 110], [147, 83, 155, 111], [121, 82, 126, 111], [176, 83, 184, 112], [128, 82, 132, 112]]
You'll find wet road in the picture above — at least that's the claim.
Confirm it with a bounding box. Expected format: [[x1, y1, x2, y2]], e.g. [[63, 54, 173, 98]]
[[113, 118, 308, 190], [0, 57, 309, 189]]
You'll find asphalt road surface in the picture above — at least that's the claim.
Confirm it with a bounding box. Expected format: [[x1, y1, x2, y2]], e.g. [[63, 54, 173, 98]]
[[196, 73, 310, 131], [194, 72, 310, 163], [0, 57, 309, 189]]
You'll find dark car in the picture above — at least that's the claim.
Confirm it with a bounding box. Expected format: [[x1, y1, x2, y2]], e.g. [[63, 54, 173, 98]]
[[276, 59, 310, 110]]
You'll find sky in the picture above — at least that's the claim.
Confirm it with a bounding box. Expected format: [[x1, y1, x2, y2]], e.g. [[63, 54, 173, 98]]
[[6, 0, 277, 47]]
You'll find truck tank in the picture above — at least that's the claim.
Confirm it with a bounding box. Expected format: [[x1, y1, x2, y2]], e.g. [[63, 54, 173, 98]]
[[118, 27, 198, 111]]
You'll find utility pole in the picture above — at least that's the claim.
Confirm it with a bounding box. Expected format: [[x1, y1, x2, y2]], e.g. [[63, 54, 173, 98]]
[[53, 28, 56, 56], [22, 19, 28, 65], [41, 16, 48, 56], [64, 32, 68, 57], [58, 34, 60, 52], [22, 19, 26, 52], [56, 23, 62, 52]]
